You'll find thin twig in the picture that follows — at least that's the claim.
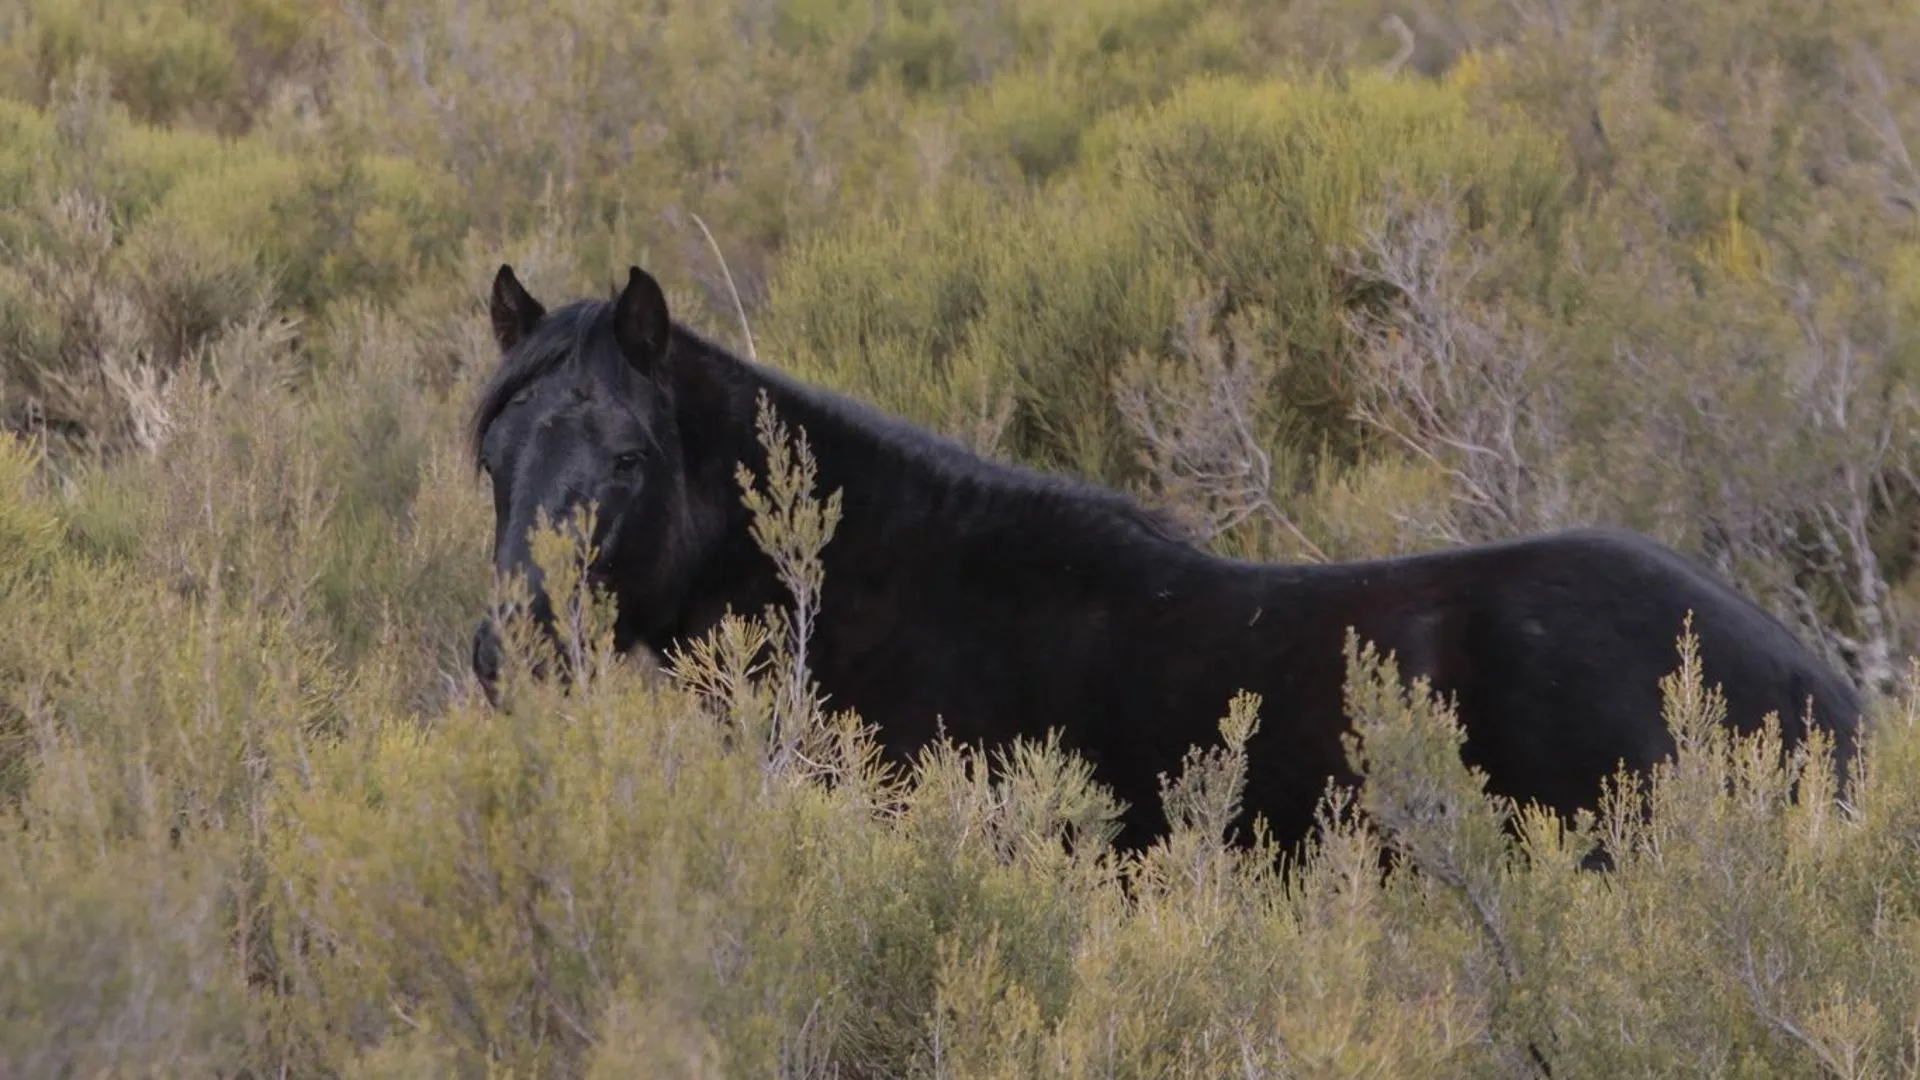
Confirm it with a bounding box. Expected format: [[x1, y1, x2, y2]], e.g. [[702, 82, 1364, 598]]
[[690, 211, 758, 364]]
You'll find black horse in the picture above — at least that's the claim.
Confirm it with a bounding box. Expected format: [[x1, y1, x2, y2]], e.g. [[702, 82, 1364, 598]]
[[468, 263, 1864, 857]]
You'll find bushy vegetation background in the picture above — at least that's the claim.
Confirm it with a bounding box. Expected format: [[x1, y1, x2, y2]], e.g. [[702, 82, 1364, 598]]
[[5, 0, 1920, 1074]]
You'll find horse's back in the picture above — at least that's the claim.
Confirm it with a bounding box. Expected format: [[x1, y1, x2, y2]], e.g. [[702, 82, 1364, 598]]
[[1427, 527, 1862, 807]]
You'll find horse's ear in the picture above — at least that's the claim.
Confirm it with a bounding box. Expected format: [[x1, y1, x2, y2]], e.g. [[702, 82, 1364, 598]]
[[490, 264, 545, 352], [611, 265, 671, 375]]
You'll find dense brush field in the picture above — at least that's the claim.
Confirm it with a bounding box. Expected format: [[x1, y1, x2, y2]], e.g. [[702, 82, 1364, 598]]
[[7, 0, 1920, 1075]]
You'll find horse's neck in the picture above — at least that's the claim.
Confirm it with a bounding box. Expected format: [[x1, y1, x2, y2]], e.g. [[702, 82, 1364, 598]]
[[698, 364, 1219, 620]]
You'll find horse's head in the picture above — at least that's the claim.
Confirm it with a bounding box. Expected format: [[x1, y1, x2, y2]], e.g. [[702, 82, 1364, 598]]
[[467, 263, 696, 701]]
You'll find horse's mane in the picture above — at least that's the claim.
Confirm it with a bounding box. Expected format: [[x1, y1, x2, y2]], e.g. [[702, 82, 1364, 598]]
[[694, 334, 1202, 557], [469, 296, 1200, 555]]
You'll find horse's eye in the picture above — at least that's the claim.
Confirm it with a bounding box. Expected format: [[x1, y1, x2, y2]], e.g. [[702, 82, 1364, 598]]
[[614, 450, 645, 471]]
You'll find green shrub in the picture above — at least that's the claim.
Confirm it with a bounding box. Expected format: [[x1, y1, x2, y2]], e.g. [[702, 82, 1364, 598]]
[[0, 0, 322, 132], [959, 67, 1094, 184], [762, 70, 1572, 485]]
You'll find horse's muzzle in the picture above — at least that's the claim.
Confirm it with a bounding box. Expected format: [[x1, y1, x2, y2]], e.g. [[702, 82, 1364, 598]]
[[471, 617, 506, 706], [470, 599, 563, 707]]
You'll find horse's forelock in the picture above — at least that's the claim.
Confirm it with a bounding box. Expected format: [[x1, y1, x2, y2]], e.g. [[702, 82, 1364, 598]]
[[468, 300, 622, 469]]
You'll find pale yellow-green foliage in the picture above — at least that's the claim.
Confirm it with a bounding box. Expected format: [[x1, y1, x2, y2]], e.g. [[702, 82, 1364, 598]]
[[0, 0, 318, 130], [6, 0, 1920, 1074], [5, 370, 1920, 1073], [762, 71, 1571, 482]]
